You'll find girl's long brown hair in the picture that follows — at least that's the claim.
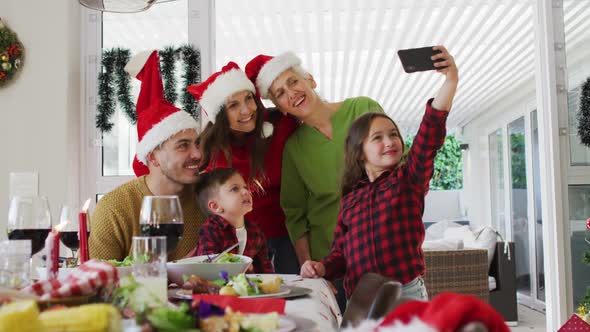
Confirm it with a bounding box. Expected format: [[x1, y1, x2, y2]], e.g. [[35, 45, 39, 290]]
[[341, 112, 405, 196], [199, 95, 275, 183]]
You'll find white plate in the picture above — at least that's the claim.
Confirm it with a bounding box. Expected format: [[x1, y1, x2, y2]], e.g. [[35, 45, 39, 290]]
[[239, 286, 291, 299], [276, 316, 296, 332], [174, 286, 291, 300]]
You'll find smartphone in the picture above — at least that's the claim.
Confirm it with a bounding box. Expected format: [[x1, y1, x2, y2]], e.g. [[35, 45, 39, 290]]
[[397, 47, 445, 73]]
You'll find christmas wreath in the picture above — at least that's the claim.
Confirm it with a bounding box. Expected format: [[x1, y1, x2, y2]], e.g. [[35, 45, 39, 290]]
[[578, 77, 590, 147], [96, 45, 201, 132], [0, 18, 24, 87]]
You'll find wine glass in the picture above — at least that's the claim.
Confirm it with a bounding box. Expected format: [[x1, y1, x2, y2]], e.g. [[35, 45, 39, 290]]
[[139, 196, 184, 254], [7, 196, 52, 257], [58, 205, 83, 266]]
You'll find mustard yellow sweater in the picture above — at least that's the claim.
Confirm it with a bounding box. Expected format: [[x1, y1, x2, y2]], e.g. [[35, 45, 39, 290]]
[[89, 176, 204, 261]]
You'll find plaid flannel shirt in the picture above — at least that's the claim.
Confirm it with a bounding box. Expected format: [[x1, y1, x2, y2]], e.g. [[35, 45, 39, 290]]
[[197, 214, 274, 273], [321, 99, 449, 298]]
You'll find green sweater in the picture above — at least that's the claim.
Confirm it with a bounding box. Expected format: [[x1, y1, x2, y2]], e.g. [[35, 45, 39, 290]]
[[280, 96, 384, 260], [89, 176, 204, 261]]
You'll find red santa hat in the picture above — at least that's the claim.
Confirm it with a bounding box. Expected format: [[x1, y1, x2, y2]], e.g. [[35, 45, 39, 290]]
[[381, 292, 509, 332], [124, 50, 199, 176], [245, 51, 302, 99], [342, 292, 509, 332], [187, 62, 255, 124]]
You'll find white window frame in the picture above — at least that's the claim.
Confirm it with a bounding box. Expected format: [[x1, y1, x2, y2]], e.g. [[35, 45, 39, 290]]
[[79, 1, 215, 209]]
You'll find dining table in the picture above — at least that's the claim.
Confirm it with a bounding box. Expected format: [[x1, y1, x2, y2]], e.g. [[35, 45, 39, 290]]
[[122, 273, 343, 332], [268, 274, 342, 331]]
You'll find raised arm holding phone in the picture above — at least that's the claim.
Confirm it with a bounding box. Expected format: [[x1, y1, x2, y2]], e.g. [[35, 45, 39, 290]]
[[300, 46, 458, 301]]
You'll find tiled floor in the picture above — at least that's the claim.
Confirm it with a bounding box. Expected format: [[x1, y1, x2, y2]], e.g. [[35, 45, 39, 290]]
[[510, 304, 546, 331]]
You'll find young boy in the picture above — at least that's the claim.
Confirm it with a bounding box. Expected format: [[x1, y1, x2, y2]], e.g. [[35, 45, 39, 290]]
[[194, 167, 274, 273]]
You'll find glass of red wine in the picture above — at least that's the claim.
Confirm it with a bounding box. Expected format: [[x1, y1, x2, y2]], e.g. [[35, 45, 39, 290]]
[[139, 196, 183, 254], [58, 205, 85, 266], [7, 196, 52, 258]]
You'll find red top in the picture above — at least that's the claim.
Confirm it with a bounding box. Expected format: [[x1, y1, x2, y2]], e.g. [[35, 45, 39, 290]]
[[206, 114, 298, 238], [321, 100, 449, 298]]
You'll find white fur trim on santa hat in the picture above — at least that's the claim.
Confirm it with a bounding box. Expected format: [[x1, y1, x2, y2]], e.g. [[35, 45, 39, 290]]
[[124, 49, 157, 78], [136, 111, 199, 165], [340, 319, 382, 332], [200, 69, 255, 123], [340, 317, 438, 332], [262, 121, 274, 138], [256, 51, 301, 99], [377, 317, 438, 332]]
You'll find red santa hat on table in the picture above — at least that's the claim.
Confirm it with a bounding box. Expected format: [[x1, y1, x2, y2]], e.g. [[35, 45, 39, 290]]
[[187, 62, 255, 124], [342, 292, 509, 332], [124, 50, 199, 177], [244, 51, 302, 99]]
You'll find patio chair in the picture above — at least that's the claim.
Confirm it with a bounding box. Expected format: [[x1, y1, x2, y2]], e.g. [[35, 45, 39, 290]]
[[367, 280, 404, 320], [341, 272, 392, 328]]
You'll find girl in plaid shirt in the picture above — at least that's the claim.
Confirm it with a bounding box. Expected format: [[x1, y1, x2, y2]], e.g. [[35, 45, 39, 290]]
[[301, 46, 458, 300]]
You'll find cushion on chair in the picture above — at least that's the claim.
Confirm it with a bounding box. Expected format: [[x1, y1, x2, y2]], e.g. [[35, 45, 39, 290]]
[[425, 221, 466, 241], [422, 238, 464, 250], [443, 225, 497, 268], [471, 226, 498, 267]]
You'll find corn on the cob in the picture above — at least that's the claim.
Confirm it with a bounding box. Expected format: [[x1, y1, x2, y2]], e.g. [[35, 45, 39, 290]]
[[0, 300, 43, 332], [39, 303, 122, 332]]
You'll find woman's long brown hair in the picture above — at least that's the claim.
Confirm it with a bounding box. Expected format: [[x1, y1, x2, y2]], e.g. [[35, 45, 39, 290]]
[[341, 112, 405, 196], [199, 95, 273, 183]]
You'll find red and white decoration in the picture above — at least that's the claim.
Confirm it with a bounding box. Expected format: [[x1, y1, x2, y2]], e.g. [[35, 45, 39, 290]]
[[25, 260, 119, 300], [558, 314, 590, 332]]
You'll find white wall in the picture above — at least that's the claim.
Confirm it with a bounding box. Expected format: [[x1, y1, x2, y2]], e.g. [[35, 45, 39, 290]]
[[461, 81, 537, 230], [0, 1, 81, 232]]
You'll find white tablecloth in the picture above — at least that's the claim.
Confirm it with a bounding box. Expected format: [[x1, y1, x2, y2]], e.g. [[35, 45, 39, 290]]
[[280, 274, 342, 331]]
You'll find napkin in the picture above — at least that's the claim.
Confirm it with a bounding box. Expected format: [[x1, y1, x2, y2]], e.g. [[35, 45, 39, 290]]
[[24, 260, 118, 300], [192, 294, 286, 315]]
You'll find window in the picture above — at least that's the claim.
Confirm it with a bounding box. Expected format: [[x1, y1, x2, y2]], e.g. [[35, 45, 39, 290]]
[[101, 1, 189, 177], [508, 116, 531, 296], [80, 1, 207, 203], [489, 128, 507, 239]]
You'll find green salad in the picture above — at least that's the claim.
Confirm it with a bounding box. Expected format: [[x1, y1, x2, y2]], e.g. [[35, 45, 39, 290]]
[[214, 253, 243, 263], [107, 254, 149, 267]]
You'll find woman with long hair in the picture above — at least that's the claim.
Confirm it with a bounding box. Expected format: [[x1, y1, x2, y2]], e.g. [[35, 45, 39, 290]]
[[188, 62, 300, 273], [300, 46, 459, 301]]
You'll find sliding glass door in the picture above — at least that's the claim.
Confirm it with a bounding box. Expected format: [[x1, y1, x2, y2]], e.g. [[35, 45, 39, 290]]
[[489, 112, 545, 309]]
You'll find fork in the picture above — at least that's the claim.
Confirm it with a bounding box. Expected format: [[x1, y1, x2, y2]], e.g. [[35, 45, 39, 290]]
[[206, 243, 239, 263]]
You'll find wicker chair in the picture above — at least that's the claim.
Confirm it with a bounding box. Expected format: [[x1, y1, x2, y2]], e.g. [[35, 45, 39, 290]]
[[423, 248, 490, 302]]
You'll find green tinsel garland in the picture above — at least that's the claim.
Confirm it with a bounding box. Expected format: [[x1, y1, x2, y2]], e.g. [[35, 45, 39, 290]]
[[159, 46, 177, 105], [96, 50, 116, 131], [578, 77, 590, 147], [96, 44, 201, 132], [114, 48, 136, 123], [179, 44, 201, 118]]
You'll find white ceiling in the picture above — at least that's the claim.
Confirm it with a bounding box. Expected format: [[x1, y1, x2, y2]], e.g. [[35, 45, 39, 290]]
[[213, 0, 590, 133], [103, 0, 590, 133]]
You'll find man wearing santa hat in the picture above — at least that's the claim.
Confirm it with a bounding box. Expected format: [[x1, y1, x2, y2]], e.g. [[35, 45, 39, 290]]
[[89, 50, 204, 261]]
